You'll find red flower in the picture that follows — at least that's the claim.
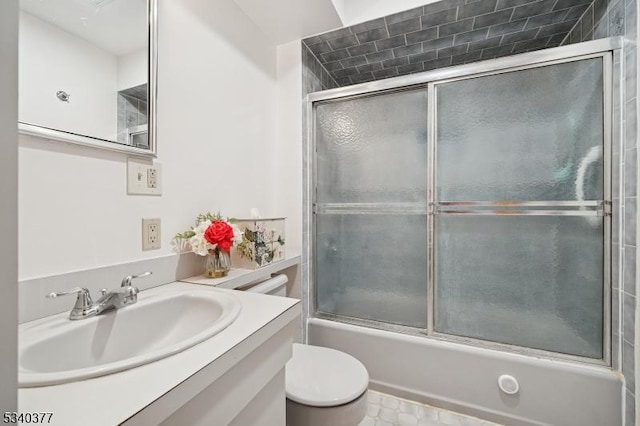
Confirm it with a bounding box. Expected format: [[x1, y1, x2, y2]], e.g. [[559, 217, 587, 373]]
[[204, 220, 235, 252]]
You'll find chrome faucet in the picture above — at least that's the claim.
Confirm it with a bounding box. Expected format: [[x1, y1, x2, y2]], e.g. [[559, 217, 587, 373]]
[[47, 272, 152, 320]]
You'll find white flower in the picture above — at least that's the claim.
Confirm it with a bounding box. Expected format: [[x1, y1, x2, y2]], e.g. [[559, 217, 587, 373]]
[[232, 223, 243, 244], [189, 220, 218, 256]]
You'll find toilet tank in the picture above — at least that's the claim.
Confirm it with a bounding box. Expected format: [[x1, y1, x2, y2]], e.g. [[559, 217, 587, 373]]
[[237, 274, 288, 297]]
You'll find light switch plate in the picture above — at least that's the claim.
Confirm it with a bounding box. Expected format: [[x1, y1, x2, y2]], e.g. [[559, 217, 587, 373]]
[[127, 158, 162, 195]]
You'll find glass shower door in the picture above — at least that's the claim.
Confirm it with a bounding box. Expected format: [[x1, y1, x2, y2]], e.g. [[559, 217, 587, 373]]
[[433, 57, 608, 359], [314, 89, 429, 328]]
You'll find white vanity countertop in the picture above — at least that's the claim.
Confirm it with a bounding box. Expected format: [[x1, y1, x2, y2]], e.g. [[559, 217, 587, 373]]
[[18, 282, 301, 426]]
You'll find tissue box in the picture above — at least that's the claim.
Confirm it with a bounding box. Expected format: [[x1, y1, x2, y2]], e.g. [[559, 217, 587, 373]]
[[231, 218, 285, 269]]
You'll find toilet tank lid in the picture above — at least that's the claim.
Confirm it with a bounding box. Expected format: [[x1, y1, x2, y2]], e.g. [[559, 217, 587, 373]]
[[285, 343, 369, 407]]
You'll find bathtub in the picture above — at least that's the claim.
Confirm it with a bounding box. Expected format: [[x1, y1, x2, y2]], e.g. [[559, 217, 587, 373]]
[[308, 318, 623, 426]]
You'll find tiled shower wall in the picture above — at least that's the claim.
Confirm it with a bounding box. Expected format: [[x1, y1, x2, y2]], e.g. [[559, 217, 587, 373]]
[[563, 1, 638, 424], [116, 84, 148, 144]]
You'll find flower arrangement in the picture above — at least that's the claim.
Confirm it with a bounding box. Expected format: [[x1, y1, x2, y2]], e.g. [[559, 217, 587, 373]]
[[175, 212, 242, 278]]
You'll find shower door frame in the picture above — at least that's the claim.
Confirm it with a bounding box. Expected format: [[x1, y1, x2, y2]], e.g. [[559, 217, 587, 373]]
[[305, 37, 623, 367]]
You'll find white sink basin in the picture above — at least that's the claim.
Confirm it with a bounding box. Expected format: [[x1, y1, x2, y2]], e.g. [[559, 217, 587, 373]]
[[19, 289, 241, 387]]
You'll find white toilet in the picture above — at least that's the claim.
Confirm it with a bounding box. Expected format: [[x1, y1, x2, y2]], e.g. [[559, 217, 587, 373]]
[[238, 275, 369, 426]]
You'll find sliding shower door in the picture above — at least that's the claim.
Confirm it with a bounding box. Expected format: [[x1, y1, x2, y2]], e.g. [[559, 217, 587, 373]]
[[311, 44, 613, 362], [432, 58, 607, 359], [314, 89, 429, 328]]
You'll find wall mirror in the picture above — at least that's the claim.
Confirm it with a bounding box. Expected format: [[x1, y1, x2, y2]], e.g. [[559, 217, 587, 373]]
[[18, 0, 157, 157]]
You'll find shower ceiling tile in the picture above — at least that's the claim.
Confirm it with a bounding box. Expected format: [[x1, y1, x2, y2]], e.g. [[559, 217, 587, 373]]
[[303, 0, 587, 87]]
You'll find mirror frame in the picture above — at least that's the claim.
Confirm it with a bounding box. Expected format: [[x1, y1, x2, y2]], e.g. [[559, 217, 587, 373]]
[[18, 0, 158, 158]]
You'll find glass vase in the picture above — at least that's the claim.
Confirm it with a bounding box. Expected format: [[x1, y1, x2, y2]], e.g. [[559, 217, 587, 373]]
[[205, 248, 231, 278]]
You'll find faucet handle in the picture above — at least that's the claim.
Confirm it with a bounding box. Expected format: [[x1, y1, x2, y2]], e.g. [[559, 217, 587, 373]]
[[46, 287, 94, 316], [121, 271, 152, 287]]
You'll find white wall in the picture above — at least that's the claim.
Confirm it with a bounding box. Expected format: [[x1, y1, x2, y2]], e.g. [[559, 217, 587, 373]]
[[19, 11, 118, 140], [0, 0, 18, 413], [276, 40, 303, 252], [118, 49, 147, 91], [19, 0, 279, 280], [336, 0, 439, 26]]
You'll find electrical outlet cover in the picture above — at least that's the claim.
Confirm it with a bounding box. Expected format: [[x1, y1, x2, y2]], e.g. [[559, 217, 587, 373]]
[[142, 218, 161, 250]]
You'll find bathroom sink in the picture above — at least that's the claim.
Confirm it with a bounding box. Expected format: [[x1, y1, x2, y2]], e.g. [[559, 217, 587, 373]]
[[19, 289, 241, 387]]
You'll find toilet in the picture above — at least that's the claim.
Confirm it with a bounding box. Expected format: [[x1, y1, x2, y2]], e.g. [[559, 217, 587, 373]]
[[237, 275, 369, 426]]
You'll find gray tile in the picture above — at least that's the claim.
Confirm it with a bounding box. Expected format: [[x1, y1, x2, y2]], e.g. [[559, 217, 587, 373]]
[[626, 389, 636, 426], [451, 49, 483, 64], [328, 34, 359, 50], [308, 41, 332, 55], [626, 99, 638, 152], [421, 8, 459, 29], [625, 148, 637, 197], [424, 0, 466, 15], [537, 19, 578, 37], [302, 35, 322, 45], [382, 57, 409, 68], [376, 35, 407, 51], [502, 28, 540, 44], [423, 36, 455, 51], [626, 49, 637, 102], [366, 50, 394, 63], [624, 245, 636, 296], [397, 62, 424, 74], [424, 56, 453, 70], [439, 18, 475, 37], [373, 67, 399, 79], [350, 18, 386, 34], [623, 291, 636, 335], [388, 18, 421, 36], [625, 197, 636, 246], [458, 0, 498, 19], [321, 49, 350, 62], [357, 62, 383, 73], [351, 72, 375, 83], [482, 43, 515, 58], [474, 8, 514, 28], [333, 67, 359, 78], [454, 28, 489, 45], [385, 6, 424, 25], [393, 43, 424, 57], [334, 76, 352, 86], [627, 0, 637, 40], [319, 27, 353, 42], [548, 33, 567, 47], [324, 61, 343, 71], [570, 26, 582, 44], [594, 0, 609, 25], [525, 9, 571, 30], [438, 44, 469, 58], [341, 55, 368, 68], [406, 27, 439, 44], [497, 0, 536, 9], [356, 27, 390, 43], [468, 35, 502, 51], [513, 36, 551, 52], [487, 19, 527, 36], [623, 339, 635, 392], [581, 5, 594, 37], [594, 15, 609, 38], [408, 50, 438, 63], [554, 0, 592, 8], [512, 0, 557, 20], [565, 4, 589, 20], [609, 0, 625, 36], [348, 42, 377, 57], [614, 152, 622, 201]]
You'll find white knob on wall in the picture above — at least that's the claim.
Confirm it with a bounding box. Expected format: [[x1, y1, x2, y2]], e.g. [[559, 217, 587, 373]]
[[498, 374, 519, 395]]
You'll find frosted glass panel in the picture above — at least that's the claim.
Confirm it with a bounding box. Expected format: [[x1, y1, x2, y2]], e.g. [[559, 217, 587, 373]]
[[435, 215, 603, 358], [316, 89, 428, 203], [316, 214, 428, 328], [437, 58, 604, 201]]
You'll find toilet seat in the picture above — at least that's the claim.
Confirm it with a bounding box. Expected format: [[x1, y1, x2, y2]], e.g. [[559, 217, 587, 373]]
[[285, 343, 369, 407]]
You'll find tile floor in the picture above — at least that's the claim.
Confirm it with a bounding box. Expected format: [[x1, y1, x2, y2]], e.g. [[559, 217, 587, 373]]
[[358, 390, 502, 426]]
